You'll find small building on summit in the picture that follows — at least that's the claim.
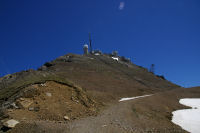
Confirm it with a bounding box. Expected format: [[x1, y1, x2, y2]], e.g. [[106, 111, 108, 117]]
[[83, 44, 89, 55], [92, 50, 102, 55], [112, 51, 118, 57]]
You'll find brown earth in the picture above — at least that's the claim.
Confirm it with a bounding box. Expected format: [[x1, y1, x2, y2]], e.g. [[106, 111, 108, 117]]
[[6, 81, 98, 122], [6, 87, 200, 133], [42, 54, 180, 104]]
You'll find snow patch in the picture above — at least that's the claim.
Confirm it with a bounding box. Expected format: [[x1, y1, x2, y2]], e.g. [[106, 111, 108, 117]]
[[172, 98, 200, 133], [180, 98, 200, 109], [119, 94, 152, 102], [112, 57, 119, 61]]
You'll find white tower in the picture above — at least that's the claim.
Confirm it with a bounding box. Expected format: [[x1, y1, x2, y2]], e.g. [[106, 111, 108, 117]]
[[83, 44, 89, 55]]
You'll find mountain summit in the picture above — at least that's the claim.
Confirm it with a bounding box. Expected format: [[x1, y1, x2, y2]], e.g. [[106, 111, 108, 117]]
[[0, 53, 199, 133]]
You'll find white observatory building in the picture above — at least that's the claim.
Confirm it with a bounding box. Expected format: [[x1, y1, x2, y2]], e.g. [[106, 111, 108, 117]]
[[83, 44, 89, 55]]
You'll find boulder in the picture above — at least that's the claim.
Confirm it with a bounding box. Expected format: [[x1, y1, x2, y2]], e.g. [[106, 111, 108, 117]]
[[41, 83, 46, 87], [28, 107, 34, 111], [45, 92, 52, 97], [44, 62, 53, 67], [16, 98, 33, 109], [3, 119, 19, 128], [64, 116, 70, 121], [34, 107, 40, 112], [10, 103, 19, 109]]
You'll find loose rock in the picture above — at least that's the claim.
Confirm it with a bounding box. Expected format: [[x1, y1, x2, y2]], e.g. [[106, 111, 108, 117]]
[[16, 98, 33, 109], [64, 116, 70, 121], [46, 92, 52, 97], [34, 107, 40, 112], [3, 119, 19, 128], [28, 107, 34, 111], [41, 83, 46, 87]]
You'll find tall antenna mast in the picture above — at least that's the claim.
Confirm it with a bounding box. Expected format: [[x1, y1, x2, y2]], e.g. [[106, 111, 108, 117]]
[[89, 32, 92, 53], [149, 64, 155, 74]]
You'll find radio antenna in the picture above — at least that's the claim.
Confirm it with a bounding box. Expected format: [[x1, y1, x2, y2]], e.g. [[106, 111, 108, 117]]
[[89, 32, 92, 53]]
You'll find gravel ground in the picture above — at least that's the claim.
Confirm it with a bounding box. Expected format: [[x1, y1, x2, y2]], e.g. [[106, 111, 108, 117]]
[[9, 90, 191, 133]]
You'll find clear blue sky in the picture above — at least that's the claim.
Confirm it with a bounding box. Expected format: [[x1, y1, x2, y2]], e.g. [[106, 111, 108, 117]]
[[0, 0, 200, 87]]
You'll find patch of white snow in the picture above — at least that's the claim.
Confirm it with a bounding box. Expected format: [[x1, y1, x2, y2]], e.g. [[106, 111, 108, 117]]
[[172, 98, 200, 133], [119, 94, 152, 102], [112, 57, 119, 61], [180, 98, 200, 109]]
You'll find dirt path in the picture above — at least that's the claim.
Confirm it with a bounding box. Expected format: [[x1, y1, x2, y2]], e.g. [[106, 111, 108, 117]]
[[12, 101, 142, 133], [66, 101, 139, 133], [11, 95, 155, 133]]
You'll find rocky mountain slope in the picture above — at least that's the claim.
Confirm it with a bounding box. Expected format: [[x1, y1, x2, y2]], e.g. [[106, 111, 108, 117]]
[[1, 53, 197, 132], [0, 53, 179, 105]]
